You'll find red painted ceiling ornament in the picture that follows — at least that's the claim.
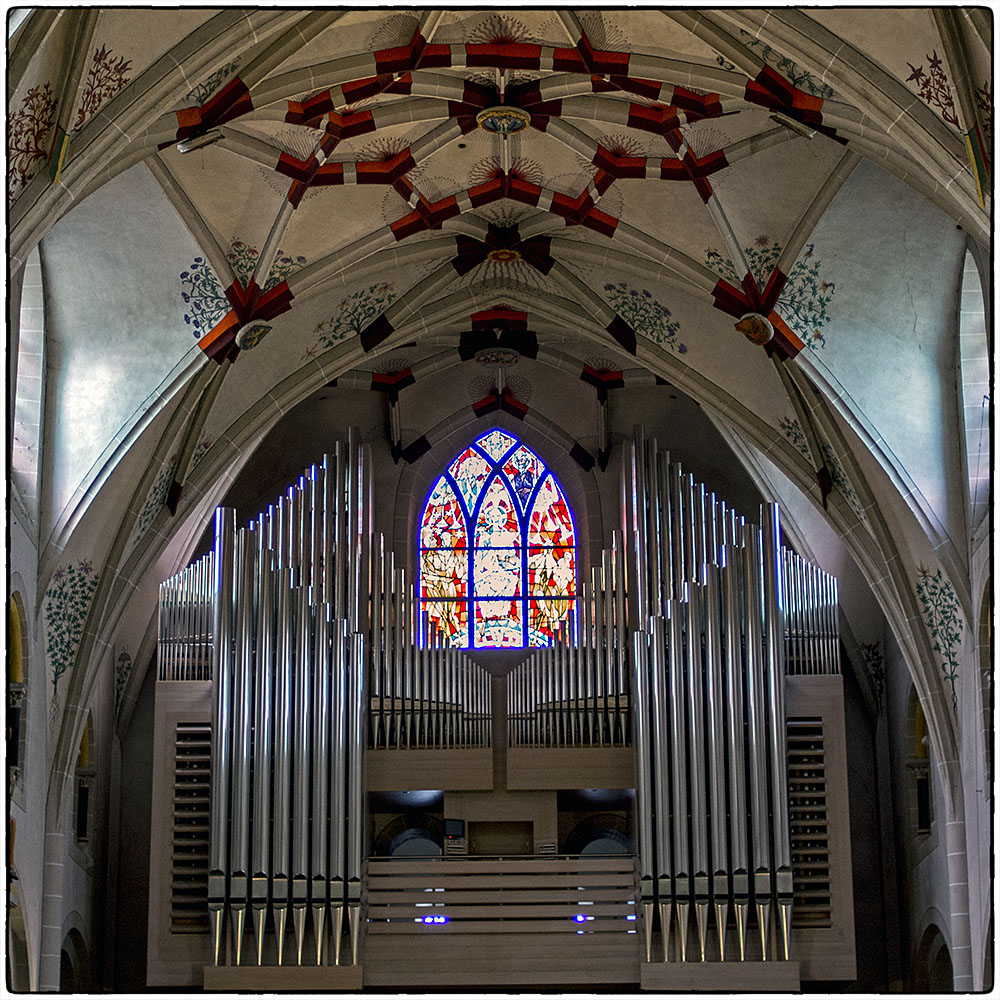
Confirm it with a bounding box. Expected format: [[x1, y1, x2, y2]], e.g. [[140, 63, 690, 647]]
[[197, 278, 294, 364], [487, 248, 521, 263]]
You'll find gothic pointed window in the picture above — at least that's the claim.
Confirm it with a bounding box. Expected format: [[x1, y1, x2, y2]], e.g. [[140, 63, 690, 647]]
[[419, 430, 576, 648]]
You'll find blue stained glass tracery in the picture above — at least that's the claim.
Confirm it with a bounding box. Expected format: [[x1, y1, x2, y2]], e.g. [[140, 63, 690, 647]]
[[419, 430, 576, 648]]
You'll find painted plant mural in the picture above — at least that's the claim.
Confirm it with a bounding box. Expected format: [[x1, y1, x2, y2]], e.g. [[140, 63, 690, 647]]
[[603, 282, 687, 353], [115, 648, 133, 713], [129, 459, 177, 550], [915, 566, 963, 709], [906, 50, 959, 128], [8, 82, 58, 201], [75, 45, 133, 129], [706, 238, 836, 350], [45, 561, 100, 696], [778, 416, 866, 522], [717, 31, 835, 99], [180, 241, 307, 336], [184, 59, 241, 106], [313, 282, 397, 348]]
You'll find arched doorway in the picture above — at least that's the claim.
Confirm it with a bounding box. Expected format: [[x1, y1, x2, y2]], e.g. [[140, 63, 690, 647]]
[[7, 880, 30, 991], [59, 926, 89, 992], [914, 923, 953, 993]]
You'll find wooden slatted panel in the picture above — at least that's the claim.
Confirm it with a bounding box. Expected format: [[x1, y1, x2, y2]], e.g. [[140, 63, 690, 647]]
[[363, 856, 641, 985], [787, 718, 832, 928], [170, 723, 211, 933]]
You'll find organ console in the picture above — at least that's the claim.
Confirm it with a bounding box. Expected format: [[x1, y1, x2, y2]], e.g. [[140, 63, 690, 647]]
[[148, 426, 852, 990]]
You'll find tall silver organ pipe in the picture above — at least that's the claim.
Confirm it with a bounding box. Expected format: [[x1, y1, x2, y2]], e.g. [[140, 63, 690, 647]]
[[207, 508, 234, 966], [619, 428, 840, 964]]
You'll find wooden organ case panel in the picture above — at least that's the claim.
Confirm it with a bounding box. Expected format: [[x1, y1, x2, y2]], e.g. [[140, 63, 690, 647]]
[[786, 674, 857, 981]]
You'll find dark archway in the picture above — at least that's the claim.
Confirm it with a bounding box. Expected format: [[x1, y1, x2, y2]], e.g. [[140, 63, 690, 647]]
[[913, 923, 953, 993]]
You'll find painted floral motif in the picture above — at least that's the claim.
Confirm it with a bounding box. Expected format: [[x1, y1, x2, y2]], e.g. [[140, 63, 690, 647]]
[[778, 416, 866, 522], [975, 81, 992, 143], [779, 415, 809, 457], [75, 45, 132, 129], [603, 283, 687, 353], [45, 561, 100, 694], [8, 82, 58, 201], [226, 240, 306, 289], [716, 31, 834, 99], [906, 50, 959, 128], [860, 641, 885, 715], [189, 437, 214, 472], [115, 648, 132, 712], [180, 242, 307, 335], [915, 567, 963, 709], [184, 59, 241, 106], [132, 460, 176, 548], [313, 282, 396, 348], [179, 257, 229, 334], [705, 239, 835, 350]]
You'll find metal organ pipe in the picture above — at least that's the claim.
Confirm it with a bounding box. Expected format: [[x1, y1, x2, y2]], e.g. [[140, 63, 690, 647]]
[[207, 507, 235, 967], [762, 504, 793, 959]]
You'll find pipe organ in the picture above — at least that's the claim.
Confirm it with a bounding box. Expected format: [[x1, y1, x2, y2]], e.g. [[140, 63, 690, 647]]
[[150, 426, 853, 990]]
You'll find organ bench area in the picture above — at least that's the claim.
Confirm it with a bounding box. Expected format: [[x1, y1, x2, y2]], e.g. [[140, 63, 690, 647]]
[[146, 428, 856, 991]]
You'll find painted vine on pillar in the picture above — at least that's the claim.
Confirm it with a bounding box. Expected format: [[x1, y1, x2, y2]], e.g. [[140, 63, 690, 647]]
[[115, 647, 132, 713], [8, 82, 57, 201], [706, 239, 835, 350], [860, 641, 885, 715], [915, 566, 963, 710], [716, 31, 835, 99], [75, 45, 133, 129], [189, 436, 214, 471], [184, 59, 241, 106], [129, 459, 177, 551], [179, 241, 307, 336], [312, 282, 396, 349], [44, 562, 99, 697], [602, 283, 687, 353], [906, 51, 959, 128], [778, 415, 866, 522], [975, 82, 992, 143]]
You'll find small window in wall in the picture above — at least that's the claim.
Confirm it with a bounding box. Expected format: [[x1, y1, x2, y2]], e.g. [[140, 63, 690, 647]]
[[7, 595, 27, 793], [74, 715, 95, 845], [908, 690, 932, 836]]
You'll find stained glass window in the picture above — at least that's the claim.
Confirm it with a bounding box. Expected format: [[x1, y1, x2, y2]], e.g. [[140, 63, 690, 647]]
[[419, 430, 576, 648]]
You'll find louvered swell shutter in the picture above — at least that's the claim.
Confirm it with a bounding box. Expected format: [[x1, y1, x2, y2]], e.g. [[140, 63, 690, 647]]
[[787, 717, 832, 928], [171, 723, 211, 933]]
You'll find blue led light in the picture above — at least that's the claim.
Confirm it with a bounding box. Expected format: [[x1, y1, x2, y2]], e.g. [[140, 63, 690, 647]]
[[422, 915, 450, 925], [573, 914, 586, 923]]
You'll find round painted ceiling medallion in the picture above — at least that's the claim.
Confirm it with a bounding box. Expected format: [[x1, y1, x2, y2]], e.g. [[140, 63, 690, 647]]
[[476, 106, 531, 134], [487, 247, 521, 263], [735, 312, 774, 346]]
